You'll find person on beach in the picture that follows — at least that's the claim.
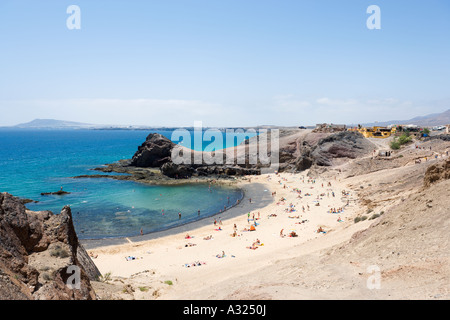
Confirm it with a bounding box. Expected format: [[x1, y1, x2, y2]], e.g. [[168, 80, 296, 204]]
[[140, 228, 143, 236], [216, 251, 225, 258], [178, 212, 181, 219], [198, 209, 200, 216]]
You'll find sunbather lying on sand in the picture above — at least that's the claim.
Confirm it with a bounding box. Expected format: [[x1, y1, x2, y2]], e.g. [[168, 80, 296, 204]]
[[317, 227, 326, 233], [216, 251, 226, 258], [289, 231, 298, 237], [183, 261, 206, 267], [125, 256, 139, 261], [185, 243, 197, 247]]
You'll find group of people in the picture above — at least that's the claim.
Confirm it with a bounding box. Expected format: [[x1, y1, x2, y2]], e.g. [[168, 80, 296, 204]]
[[329, 207, 344, 214]]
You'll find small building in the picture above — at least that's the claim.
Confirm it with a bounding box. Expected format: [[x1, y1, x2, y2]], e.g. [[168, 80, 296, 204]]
[[446, 125, 450, 134], [357, 126, 396, 138]]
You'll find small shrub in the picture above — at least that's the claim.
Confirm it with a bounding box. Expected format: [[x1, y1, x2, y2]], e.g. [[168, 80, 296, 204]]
[[390, 140, 401, 150], [139, 286, 149, 292], [98, 272, 112, 283], [50, 245, 70, 259], [42, 272, 53, 281], [354, 216, 362, 223], [164, 280, 173, 286], [369, 213, 380, 220], [391, 133, 412, 150], [361, 216, 368, 221]]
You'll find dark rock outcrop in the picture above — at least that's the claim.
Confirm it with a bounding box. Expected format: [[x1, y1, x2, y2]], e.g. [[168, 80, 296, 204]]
[[126, 132, 265, 178], [277, 131, 375, 172], [0, 192, 99, 300], [424, 134, 450, 142], [130, 133, 175, 168], [310, 131, 374, 167], [40, 190, 70, 196]]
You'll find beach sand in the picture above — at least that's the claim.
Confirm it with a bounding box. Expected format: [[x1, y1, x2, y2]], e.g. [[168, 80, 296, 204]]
[[86, 171, 372, 299]]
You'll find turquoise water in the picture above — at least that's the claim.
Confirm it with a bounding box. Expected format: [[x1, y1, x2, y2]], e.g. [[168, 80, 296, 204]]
[[0, 129, 250, 239]]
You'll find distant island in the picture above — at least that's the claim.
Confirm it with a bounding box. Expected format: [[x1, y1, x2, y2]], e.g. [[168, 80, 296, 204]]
[[13, 119, 94, 129]]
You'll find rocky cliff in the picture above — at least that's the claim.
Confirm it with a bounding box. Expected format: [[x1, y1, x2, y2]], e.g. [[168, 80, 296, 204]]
[[130, 133, 175, 168], [0, 193, 100, 300]]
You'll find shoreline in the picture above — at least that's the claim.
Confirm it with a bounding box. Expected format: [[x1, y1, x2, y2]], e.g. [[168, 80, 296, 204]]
[[80, 180, 272, 250]]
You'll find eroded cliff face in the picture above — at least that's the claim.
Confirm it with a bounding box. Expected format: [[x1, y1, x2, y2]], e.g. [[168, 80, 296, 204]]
[[0, 193, 100, 300], [424, 158, 450, 187]]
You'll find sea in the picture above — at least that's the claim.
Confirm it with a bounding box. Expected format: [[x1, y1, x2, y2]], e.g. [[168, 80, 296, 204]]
[[0, 129, 254, 239]]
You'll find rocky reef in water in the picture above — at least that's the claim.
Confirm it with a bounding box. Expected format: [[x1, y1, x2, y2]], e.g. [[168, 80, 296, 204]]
[[0, 192, 100, 300]]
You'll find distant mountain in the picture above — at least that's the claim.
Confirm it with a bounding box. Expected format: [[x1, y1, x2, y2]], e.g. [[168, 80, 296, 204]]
[[13, 119, 93, 129], [360, 109, 450, 127]]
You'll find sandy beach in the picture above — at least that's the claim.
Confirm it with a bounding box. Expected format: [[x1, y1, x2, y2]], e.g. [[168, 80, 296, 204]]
[[86, 171, 371, 299]]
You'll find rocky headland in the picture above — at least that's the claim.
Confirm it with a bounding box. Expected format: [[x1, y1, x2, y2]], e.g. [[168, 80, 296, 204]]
[[0, 193, 100, 300], [74, 129, 376, 184]]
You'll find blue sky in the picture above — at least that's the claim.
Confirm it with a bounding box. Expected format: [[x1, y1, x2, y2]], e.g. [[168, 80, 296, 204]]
[[0, 0, 449, 127]]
